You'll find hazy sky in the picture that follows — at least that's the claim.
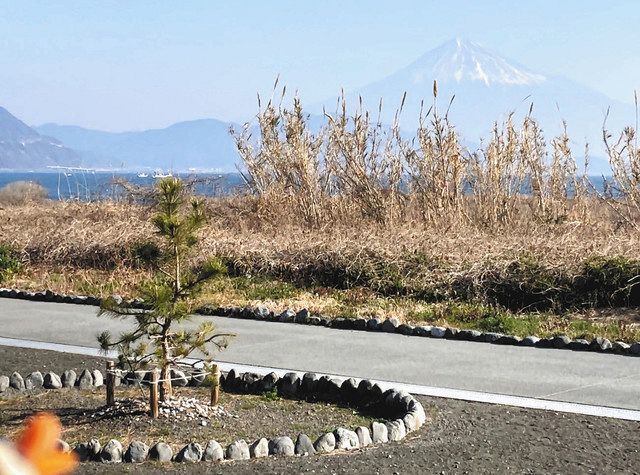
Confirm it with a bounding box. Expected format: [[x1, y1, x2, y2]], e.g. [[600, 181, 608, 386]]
[[1, 0, 638, 131]]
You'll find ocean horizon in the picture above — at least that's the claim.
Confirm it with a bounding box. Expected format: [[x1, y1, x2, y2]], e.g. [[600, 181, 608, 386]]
[[0, 170, 246, 200]]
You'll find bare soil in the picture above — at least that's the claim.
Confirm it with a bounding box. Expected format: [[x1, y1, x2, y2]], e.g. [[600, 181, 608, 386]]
[[0, 345, 106, 376], [76, 399, 640, 475]]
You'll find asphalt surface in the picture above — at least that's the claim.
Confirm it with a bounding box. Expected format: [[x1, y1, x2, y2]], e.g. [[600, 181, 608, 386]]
[[1, 298, 639, 411]]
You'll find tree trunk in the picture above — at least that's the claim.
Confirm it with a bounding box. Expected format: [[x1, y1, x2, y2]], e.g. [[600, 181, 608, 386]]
[[174, 243, 181, 295], [160, 363, 172, 401], [160, 333, 173, 401]]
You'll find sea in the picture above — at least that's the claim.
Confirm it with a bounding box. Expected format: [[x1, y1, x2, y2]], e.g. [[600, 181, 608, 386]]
[[0, 171, 247, 201], [0, 170, 609, 201]]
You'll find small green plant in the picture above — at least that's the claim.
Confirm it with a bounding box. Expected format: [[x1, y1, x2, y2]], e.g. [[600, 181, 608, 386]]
[[262, 387, 281, 402], [0, 244, 22, 282], [98, 177, 233, 401]]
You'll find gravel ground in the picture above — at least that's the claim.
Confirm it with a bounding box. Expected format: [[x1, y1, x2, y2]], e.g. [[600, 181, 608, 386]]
[[1, 346, 639, 474], [0, 345, 106, 375]]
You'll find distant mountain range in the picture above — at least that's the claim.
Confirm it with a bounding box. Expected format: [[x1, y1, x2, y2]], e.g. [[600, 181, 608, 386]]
[[1, 38, 633, 173], [36, 118, 240, 171], [0, 107, 80, 169]]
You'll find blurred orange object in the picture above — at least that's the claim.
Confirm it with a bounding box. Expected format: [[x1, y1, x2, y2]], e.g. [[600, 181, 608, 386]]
[[0, 413, 77, 475]]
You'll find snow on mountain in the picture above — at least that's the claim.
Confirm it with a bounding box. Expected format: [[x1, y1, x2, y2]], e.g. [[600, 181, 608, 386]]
[[408, 38, 546, 87]]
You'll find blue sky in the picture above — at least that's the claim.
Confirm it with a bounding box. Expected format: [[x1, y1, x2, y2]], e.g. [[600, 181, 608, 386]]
[[1, 0, 638, 131]]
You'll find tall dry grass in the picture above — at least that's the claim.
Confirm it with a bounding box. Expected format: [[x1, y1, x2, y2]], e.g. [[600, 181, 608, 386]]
[[232, 83, 634, 233], [600, 95, 640, 230]]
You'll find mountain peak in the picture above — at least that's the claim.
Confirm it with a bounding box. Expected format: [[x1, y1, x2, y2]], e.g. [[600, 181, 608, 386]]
[[0, 105, 40, 140], [406, 38, 546, 87], [0, 105, 80, 169]]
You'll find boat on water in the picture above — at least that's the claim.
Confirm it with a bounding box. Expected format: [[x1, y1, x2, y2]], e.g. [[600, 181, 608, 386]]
[[137, 172, 149, 178], [152, 169, 173, 179]]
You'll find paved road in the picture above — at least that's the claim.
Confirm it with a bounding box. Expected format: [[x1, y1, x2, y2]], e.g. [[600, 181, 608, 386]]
[[1, 298, 639, 411]]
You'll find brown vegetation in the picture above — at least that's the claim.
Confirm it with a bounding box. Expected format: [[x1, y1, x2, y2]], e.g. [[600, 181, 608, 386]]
[[0, 181, 47, 206], [0, 386, 373, 448]]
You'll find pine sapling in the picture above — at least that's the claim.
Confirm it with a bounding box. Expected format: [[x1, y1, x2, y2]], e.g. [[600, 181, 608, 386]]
[[97, 177, 232, 401]]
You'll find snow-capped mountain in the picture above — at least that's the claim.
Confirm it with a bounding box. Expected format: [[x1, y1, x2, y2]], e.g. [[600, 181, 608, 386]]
[[406, 38, 546, 87], [0, 107, 80, 169], [330, 39, 633, 171]]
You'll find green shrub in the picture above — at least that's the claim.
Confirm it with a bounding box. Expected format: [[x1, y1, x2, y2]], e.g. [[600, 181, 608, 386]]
[[0, 244, 22, 282], [224, 250, 446, 302], [131, 240, 162, 266], [581, 256, 640, 307], [222, 249, 640, 312], [482, 254, 569, 311]]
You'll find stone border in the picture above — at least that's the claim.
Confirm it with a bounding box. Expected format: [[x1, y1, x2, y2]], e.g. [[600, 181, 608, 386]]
[[1, 287, 639, 357], [1, 366, 426, 464], [0, 368, 103, 393], [0, 367, 201, 394]]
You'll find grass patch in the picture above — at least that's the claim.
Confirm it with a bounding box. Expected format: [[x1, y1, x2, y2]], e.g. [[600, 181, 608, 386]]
[[207, 276, 301, 301], [409, 301, 640, 341], [411, 302, 544, 336], [0, 244, 22, 283]]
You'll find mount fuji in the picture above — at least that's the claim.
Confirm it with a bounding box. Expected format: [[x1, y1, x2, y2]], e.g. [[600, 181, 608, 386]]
[[331, 39, 634, 170]]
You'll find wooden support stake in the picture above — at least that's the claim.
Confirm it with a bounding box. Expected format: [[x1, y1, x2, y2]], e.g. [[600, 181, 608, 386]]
[[210, 364, 220, 406], [106, 361, 115, 407], [150, 368, 160, 418]]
